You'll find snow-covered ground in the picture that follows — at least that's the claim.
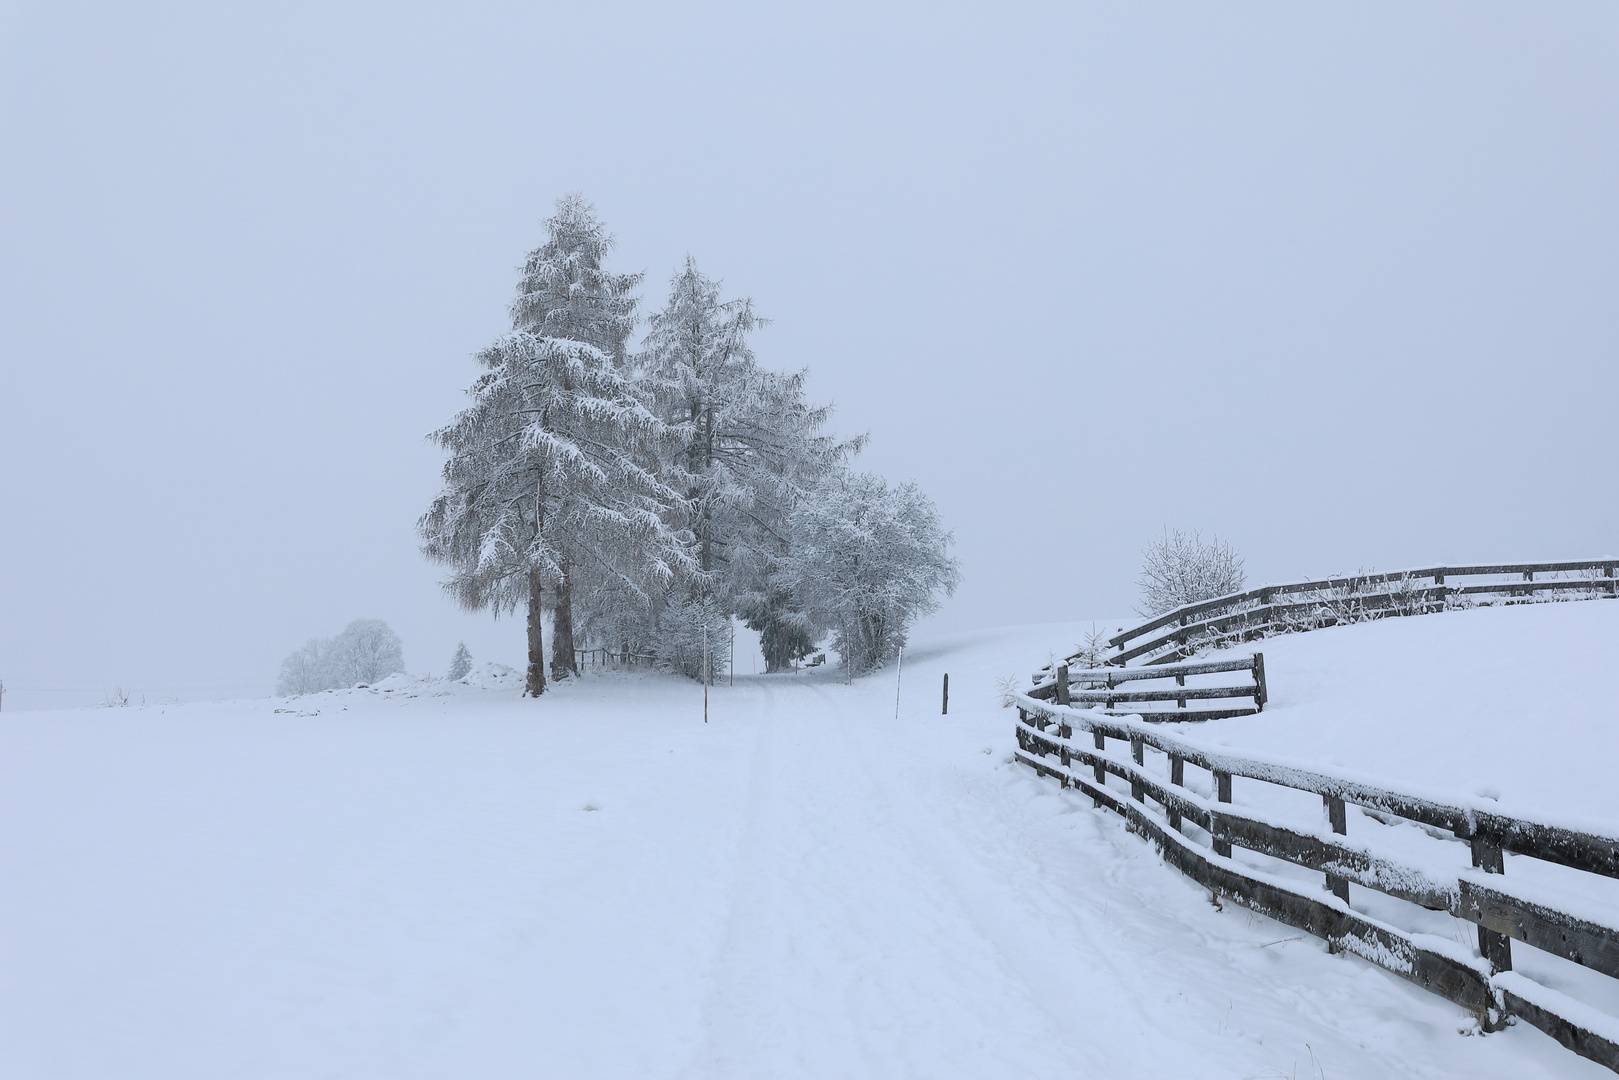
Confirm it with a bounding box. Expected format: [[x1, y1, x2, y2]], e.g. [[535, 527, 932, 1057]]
[[2, 602, 1616, 1078]]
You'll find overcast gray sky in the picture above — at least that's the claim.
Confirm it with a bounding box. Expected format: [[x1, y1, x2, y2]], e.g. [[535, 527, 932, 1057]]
[[2, 1, 1614, 708]]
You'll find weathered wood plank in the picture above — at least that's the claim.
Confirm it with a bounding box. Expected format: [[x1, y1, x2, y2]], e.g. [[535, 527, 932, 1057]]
[[1065, 684, 1259, 704], [1481, 815, 1619, 879], [1101, 706, 1261, 723], [1500, 982, 1619, 1073], [1459, 879, 1619, 980], [1057, 656, 1261, 682]]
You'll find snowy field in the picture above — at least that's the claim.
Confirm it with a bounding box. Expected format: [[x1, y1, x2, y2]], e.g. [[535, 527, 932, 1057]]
[[3, 603, 1617, 1078]]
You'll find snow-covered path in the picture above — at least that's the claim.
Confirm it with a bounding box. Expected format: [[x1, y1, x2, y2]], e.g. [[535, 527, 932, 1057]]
[[3, 613, 1613, 1078]]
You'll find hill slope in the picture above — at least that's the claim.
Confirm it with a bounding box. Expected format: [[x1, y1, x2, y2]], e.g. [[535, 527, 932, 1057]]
[[2, 603, 1615, 1078]]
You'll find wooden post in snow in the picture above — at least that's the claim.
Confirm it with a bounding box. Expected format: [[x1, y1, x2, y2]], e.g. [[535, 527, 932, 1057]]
[[894, 647, 904, 719], [941, 673, 948, 714], [1325, 795, 1350, 903]]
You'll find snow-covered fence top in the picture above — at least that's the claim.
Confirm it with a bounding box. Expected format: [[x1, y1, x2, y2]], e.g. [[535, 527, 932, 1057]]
[[1102, 558, 1619, 667], [1013, 692, 1619, 1073], [1025, 655, 1266, 724]]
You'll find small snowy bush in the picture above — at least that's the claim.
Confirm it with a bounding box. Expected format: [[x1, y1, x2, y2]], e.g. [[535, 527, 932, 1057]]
[[1135, 529, 1246, 617], [277, 619, 405, 695], [1071, 624, 1110, 670], [783, 472, 961, 675]]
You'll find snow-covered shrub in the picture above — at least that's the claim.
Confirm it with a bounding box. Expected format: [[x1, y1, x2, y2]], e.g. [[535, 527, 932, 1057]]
[[647, 595, 731, 682], [785, 472, 961, 674], [1135, 529, 1246, 617], [1308, 570, 1431, 628], [1071, 624, 1111, 670], [447, 642, 473, 681], [276, 619, 405, 695]]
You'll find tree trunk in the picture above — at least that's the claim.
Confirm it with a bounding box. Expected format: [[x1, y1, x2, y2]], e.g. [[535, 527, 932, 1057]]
[[551, 564, 578, 682], [525, 569, 547, 697]]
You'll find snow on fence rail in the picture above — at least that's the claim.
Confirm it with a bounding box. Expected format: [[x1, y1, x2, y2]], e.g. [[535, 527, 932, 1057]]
[[1025, 655, 1266, 723], [1012, 693, 1619, 1072], [1099, 559, 1619, 667]]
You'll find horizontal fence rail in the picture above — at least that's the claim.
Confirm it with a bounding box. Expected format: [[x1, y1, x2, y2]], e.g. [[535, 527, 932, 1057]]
[[1012, 693, 1619, 1073], [1097, 559, 1619, 668], [573, 648, 657, 668], [1026, 655, 1267, 723]]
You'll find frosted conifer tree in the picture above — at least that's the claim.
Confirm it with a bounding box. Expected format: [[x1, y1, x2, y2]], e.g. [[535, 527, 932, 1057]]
[[631, 257, 860, 675], [783, 472, 960, 674], [447, 641, 473, 681], [419, 195, 694, 697]]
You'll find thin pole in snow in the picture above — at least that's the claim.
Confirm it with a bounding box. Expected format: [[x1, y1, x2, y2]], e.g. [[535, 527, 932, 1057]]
[[894, 647, 904, 719], [730, 626, 734, 687], [942, 672, 948, 715], [703, 622, 709, 724]]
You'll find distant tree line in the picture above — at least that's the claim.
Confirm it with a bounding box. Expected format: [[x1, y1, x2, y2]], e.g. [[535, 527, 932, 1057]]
[[420, 194, 960, 697]]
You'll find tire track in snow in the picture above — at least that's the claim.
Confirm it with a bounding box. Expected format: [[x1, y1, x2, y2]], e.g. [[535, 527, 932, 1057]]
[[677, 676, 1601, 1079]]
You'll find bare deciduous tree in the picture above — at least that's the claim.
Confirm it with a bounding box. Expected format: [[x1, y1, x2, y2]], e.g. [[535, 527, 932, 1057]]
[[1136, 528, 1246, 617]]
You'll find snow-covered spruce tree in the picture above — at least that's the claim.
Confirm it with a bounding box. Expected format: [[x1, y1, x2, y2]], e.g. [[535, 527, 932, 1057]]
[[447, 641, 473, 681], [419, 195, 694, 698], [1135, 528, 1246, 616], [783, 471, 960, 675], [630, 257, 860, 676]]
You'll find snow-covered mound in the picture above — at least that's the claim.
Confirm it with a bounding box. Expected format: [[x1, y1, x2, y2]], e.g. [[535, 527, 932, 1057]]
[[1187, 599, 1619, 821], [1, 605, 1613, 1079], [444, 659, 522, 691]]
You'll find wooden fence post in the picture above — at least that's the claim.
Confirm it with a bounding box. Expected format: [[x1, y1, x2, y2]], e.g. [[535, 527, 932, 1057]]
[[1472, 833, 1513, 972], [1213, 771, 1233, 857], [1324, 795, 1350, 903], [1130, 736, 1145, 802], [1168, 755, 1184, 831], [1092, 732, 1106, 806], [1252, 652, 1267, 711], [1058, 714, 1072, 781], [1055, 665, 1070, 706], [941, 673, 948, 714]]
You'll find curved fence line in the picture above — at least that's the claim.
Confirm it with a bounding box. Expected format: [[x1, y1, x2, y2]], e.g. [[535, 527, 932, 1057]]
[[1025, 654, 1266, 724], [1012, 692, 1619, 1073], [1096, 558, 1619, 667]]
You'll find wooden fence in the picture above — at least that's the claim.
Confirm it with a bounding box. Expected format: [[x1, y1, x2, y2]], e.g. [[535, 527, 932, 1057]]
[[573, 648, 657, 668], [1012, 694, 1619, 1073], [1025, 655, 1266, 723], [1100, 559, 1619, 667]]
